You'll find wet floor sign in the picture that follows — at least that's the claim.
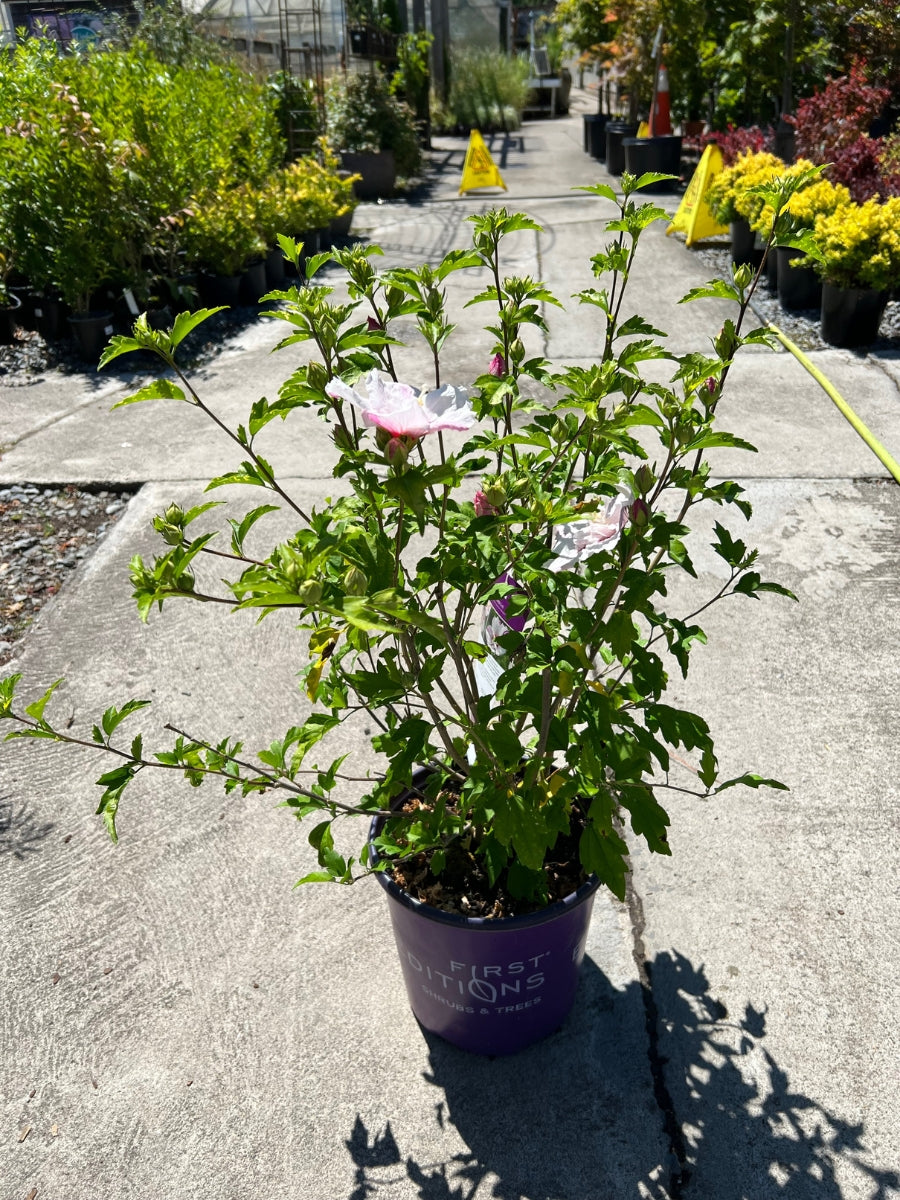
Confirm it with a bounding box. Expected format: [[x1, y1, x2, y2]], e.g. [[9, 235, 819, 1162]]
[[459, 130, 507, 195]]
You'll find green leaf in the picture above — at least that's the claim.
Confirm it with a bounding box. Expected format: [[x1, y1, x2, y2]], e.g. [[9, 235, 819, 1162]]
[[228, 504, 280, 555], [679, 280, 742, 305], [580, 802, 629, 901], [24, 679, 64, 723], [493, 789, 550, 871], [100, 698, 151, 740], [111, 378, 187, 409], [683, 431, 758, 454], [479, 834, 508, 886], [98, 335, 144, 369], [94, 763, 138, 843], [276, 233, 302, 267], [170, 308, 227, 348], [633, 172, 677, 192], [617, 314, 668, 340], [306, 251, 333, 280], [436, 249, 482, 278], [489, 721, 523, 767], [617, 782, 671, 854], [714, 773, 789, 793], [0, 672, 22, 717], [574, 182, 619, 205]]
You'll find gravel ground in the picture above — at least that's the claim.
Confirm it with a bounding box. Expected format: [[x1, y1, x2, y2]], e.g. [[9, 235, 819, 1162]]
[[0, 484, 135, 667]]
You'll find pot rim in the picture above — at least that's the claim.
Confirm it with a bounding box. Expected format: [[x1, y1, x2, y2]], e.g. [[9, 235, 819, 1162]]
[[67, 309, 114, 323], [367, 798, 600, 932], [371, 860, 600, 932]]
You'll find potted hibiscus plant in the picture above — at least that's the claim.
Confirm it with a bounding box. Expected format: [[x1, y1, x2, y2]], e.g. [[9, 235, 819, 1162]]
[[1, 174, 797, 1056]]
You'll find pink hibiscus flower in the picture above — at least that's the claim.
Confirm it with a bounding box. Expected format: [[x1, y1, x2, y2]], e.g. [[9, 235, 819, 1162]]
[[549, 485, 634, 571], [325, 370, 475, 439]]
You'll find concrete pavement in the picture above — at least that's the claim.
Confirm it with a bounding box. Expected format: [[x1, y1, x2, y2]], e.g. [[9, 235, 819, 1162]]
[[1, 89, 899, 1198]]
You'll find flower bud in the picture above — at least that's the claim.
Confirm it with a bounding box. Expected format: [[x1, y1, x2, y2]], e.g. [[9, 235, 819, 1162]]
[[714, 325, 738, 358], [674, 420, 694, 446], [297, 579, 323, 605], [705, 375, 718, 397], [489, 352, 506, 377], [164, 503, 184, 525], [343, 566, 367, 596], [481, 483, 507, 508], [367, 315, 383, 332], [509, 338, 525, 363], [307, 360, 328, 392], [333, 424, 353, 451], [474, 490, 499, 517], [733, 263, 753, 290], [634, 464, 655, 496], [385, 436, 410, 468], [631, 498, 650, 527]]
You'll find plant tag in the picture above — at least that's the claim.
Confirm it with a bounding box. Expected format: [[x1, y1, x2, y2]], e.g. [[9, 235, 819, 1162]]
[[104, 324, 114, 335], [473, 650, 504, 697], [123, 288, 139, 316]]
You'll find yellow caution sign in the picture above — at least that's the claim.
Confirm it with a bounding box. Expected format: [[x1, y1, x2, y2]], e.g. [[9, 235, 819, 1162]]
[[666, 143, 730, 247], [459, 130, 507, 195], [636, 121, 651, 139]]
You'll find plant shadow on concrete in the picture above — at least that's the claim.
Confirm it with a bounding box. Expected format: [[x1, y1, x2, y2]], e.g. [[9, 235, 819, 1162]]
[[0, 792, 55, 860], [345, 952, 899, 1199]]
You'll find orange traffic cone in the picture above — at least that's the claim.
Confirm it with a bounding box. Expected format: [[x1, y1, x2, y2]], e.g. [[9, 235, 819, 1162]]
[[650, 63, 672, 136]]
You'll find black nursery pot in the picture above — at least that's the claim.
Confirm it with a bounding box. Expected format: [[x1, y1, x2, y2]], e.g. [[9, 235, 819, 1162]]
[[265, 246, 287, 288], [583, 113, 610, 159], [68, 310, 115, 363], [32, 294, 66, 342], [820, 282, 888, 349], [198, 272, 242, 307], [730, 219, 763, 268], [239, 259, 268, 304], [776, 247, 822, 311], [765, 246, 778, 290], [0, 292, 23, 344], [605, 123, 639, 175], [621, 136, 682, 191]]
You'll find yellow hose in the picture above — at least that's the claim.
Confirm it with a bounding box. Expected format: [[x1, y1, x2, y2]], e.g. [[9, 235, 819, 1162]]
[[767, 322, 900, 485]]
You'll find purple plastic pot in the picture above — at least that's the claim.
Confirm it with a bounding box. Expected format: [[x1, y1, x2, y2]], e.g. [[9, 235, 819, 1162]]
[[370, 804, 599, 1056]]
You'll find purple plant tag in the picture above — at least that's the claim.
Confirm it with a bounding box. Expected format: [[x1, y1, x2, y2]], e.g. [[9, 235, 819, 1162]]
[[489, 572, 529, 632]]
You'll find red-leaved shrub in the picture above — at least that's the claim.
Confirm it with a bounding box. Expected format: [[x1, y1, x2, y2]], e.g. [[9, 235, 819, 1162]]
[[789, 63, 890, 163], [703, 124, 775, 166], [830, 135, 900, 202]]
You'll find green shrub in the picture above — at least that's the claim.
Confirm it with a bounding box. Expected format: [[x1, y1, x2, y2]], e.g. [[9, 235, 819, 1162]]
[[0, 40, 136, 310], [182, 182, 267, 277], [439, 48, 530, 133], [260, 156, 351, 240], [0, 34, 286, 309], [325, 70, 421, 177]]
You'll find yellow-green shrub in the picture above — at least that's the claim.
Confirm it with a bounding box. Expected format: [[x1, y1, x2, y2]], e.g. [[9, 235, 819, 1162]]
[[706, 150, 784, 225], [752, 161, 852, 236], [809, 196, 900, 292]]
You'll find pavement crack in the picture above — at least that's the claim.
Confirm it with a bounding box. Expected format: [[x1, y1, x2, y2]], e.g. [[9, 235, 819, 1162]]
[[625, 868, 691, 1198]]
